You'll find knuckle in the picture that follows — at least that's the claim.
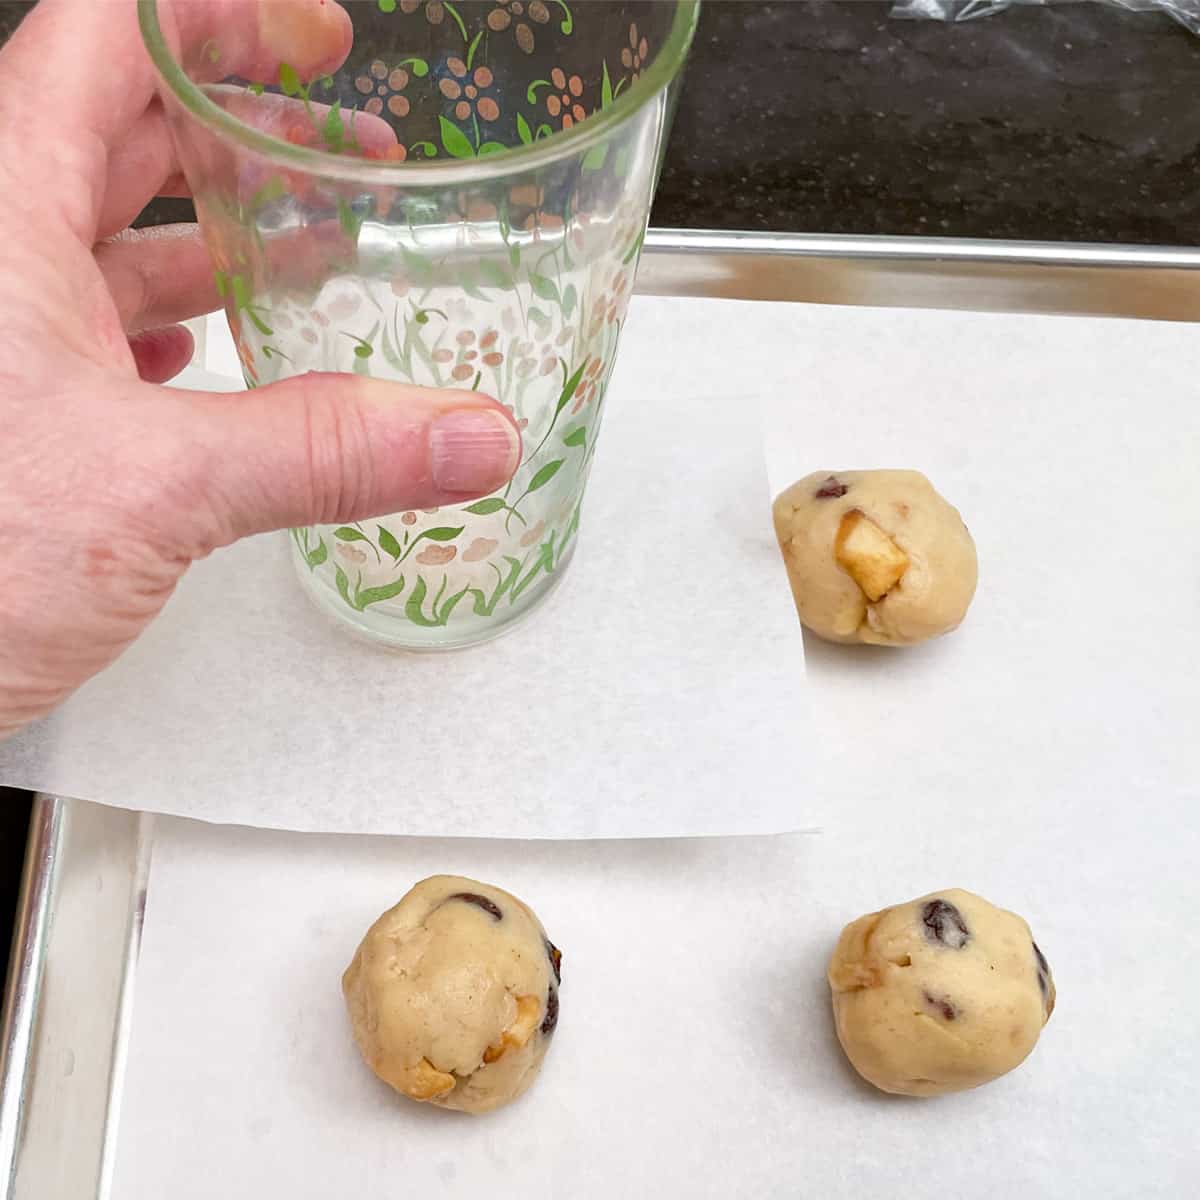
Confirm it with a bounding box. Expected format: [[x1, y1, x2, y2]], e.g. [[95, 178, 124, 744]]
[[96, 238, 152, 330], [298, 379, 376, 524]]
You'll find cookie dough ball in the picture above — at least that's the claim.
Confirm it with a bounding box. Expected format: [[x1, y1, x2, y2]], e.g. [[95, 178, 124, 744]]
[[772, 469, 977, 645], [343, 875, 562, 1114], [828, 888, 1054, 1097]]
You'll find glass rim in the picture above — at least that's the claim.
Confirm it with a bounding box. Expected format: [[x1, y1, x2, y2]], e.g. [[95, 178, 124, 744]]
[[137, 0, 700, 187]]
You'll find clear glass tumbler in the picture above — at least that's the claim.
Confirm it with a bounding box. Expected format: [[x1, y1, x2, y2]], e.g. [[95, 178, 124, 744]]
[[140, 0, 698, 648]]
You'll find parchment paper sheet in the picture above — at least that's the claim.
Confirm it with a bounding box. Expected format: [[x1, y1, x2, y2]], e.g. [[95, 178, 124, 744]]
[[108, 298, 1199, 1197], [111, 804, 1197, 1199], [0, 299, 808, 838]]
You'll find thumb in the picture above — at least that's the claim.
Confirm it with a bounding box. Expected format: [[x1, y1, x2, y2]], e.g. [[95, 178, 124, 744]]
[[182, 373, 521, 546]]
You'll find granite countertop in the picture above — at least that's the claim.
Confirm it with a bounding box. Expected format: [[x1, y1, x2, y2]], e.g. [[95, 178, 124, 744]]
[[3, 0, 1199, 976], [659, 0, 1200, 243], [1, 0, 1197, 242], [4, 0, 1193, 242]]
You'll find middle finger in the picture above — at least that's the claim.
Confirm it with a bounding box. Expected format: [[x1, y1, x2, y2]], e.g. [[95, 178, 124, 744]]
[[96, 101, 192, 241], [95, 224, 221, 335]]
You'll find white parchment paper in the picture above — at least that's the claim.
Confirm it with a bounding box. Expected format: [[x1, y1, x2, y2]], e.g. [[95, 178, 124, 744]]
[[3, 296, 1198, 845], [107, 299, 1200, 1198], [110, 804, 1198, 1200], [0, 300, 808, 838], [759, 300, 1200, 828]]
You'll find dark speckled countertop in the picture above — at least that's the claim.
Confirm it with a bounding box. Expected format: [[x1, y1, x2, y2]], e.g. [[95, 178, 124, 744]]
[[664, 1, 1200, 243], [4, 0, 1200, 242], [3, 0, 1200, 964]]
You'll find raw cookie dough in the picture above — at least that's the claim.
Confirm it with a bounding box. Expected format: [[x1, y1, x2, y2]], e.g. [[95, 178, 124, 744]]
[[343, 875, 562, 1114], [772, 469, 977, 645], [828, 888, 1054, 1097]]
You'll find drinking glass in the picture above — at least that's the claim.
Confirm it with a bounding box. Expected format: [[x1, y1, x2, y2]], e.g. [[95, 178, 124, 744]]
[[140, 0, 698, 647]]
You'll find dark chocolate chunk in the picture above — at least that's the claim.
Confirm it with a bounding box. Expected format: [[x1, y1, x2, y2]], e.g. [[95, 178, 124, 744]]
[[545, 937, 562, 984], [921, 899, 970, 949], [540, 987, 559, 1036], [448, 892, 503, 921], [1032, 941, 1051, 998], [923, 991, 957, 1021], [814, 475, 849, 500]]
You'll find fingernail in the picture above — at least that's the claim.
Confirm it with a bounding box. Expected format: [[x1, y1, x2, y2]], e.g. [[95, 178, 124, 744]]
[[430, 408, 520, 496]]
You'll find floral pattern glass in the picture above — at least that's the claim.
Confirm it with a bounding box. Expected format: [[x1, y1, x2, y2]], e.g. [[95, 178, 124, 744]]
[[141, 0, 698, 647]]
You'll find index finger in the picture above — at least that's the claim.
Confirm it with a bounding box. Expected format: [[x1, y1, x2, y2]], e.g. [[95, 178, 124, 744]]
[[0, 0, 353, 235]]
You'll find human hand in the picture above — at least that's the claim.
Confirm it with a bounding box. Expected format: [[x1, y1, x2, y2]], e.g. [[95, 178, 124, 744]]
[[0, 0, 521, 738]]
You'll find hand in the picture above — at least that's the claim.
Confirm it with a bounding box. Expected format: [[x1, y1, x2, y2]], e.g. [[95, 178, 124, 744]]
[[0, 0, 521, 738]]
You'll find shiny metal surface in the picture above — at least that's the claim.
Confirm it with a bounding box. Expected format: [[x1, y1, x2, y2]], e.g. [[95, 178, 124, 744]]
[[0, 798, 61, 1198], [0, 799, 150, 1200], [4, 226, 1199, 1198], [639, 229, 1200, 321]]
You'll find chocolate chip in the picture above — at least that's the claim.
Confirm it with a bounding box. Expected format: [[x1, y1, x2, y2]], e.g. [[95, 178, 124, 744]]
[[814, 475, 849, 499], [545, 937, 562, 984], [448, 892, 503, 921], [923, 991, 957, 1021], [540, 987, 559, 1036], [540, 940, 562, 1034], [1033, 941, 1051, 998], [921, 899, 970, 949]]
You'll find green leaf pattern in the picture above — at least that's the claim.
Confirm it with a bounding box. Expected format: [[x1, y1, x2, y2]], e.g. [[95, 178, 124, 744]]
[[231, 7, 659, 634], [282, 223, 631, 628]]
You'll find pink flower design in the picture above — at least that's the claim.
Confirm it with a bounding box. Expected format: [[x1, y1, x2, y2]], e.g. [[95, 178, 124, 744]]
[[520, 519, 546, 548], [506, 182, 564, 242], [487, 0, 550, 54], [416, 544, 457, 566], [513, 337, 558, 380], [435, 326, 505, 382], [324, 291, 362, 322], [439, 59, 500, 123], [520, 520, 549, 549], [545, 67, 585, 130], [463, 537, 499, 562], [399, 0, 446, 25], [587, 267, 632, 337], [572, 355, 604, 414], [356, 60, 413, 121], [621, 23, 649, 82]]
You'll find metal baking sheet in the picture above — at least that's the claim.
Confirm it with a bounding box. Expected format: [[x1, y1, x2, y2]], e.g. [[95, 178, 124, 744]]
[[4, 228, 1200, 1198], [639, 229, 1200, 321]]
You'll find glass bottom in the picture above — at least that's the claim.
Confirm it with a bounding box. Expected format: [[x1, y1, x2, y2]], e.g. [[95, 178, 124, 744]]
[[291, 536, 578, 651]]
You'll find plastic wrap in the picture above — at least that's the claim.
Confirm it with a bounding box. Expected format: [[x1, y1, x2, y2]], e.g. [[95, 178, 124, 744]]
[[890, 0, 1200, 36]]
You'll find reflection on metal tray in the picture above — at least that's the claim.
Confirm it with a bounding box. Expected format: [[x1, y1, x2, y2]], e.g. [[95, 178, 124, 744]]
[[640, 230, 1200, 321], [1, 798, 150, 1199], [3, 227, 1199, 1199]]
